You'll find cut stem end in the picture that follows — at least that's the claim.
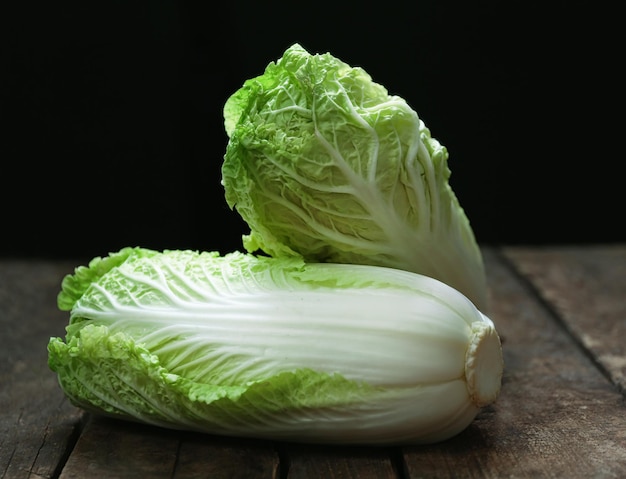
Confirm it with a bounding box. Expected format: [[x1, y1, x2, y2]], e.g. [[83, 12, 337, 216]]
[[465, 316, 504, 408]]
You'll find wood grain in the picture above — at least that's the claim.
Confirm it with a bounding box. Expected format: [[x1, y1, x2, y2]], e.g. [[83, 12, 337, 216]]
[[173, 432, 279, 479], [0, 260, 84, 479], [283, 444, 399, 478], [58, 416, 281, 479], [502, 244, 626, 394], [2, 247, 625, 478]]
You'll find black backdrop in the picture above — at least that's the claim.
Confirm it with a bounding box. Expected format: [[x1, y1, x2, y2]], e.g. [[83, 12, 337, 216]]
[[2, 1, 621, 259]]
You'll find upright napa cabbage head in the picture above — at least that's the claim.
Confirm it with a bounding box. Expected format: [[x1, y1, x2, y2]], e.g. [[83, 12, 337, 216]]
[[222, 43, 487, 311]]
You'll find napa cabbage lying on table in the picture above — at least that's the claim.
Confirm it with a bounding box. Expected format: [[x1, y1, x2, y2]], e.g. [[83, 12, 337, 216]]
[[48, 247, 502, 445]]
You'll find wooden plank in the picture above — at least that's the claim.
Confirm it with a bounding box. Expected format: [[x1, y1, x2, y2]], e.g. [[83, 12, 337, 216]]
[[502, 244, 626, 394], [173, 431, 279, 479], [283, 443, 399, 479], [7, 247, 625, 478], [0, 260, 85, 479], [402, 247, 626, 478], [58, 416, 281, 479], [58, 417, 179, 479]]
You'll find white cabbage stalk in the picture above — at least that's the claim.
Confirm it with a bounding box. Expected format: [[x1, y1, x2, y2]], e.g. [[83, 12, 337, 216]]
[[48, 247, 503, 445], [222, 43, 488, 310]]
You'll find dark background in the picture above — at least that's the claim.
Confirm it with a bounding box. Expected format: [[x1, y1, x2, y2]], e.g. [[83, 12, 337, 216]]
[[1, 1, 621, 259]]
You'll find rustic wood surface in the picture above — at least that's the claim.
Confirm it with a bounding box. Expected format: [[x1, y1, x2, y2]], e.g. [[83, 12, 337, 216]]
[[1, 245, 625, 478]]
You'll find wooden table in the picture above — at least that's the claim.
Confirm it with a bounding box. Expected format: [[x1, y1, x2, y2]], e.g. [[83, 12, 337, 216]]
[[2, 245, 625, 478]]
